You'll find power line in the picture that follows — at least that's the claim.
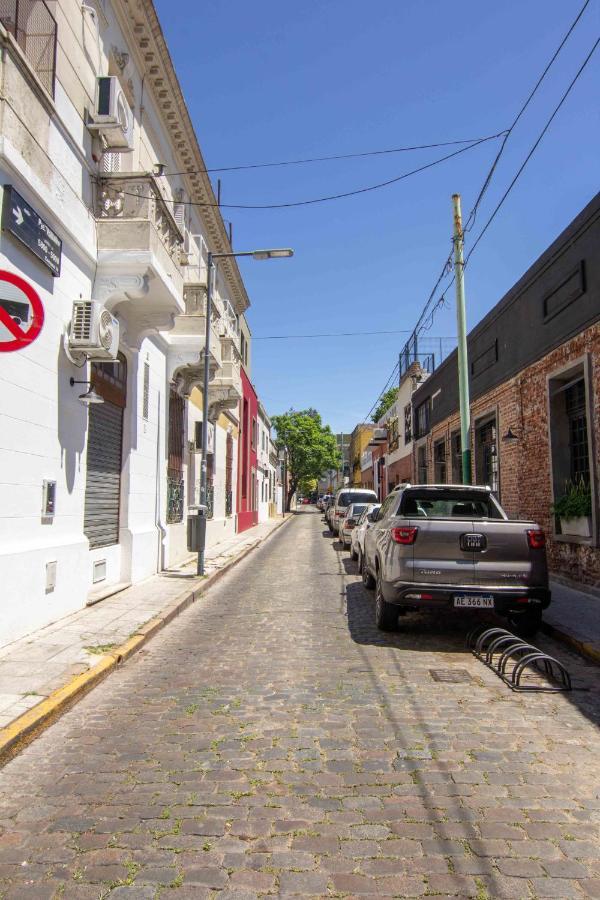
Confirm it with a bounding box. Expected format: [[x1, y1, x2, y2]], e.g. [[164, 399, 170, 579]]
[[255, 328, 425, 340], [160, 132, 508, 176], [464, 0, 592, 232], [466, 36, 599, 263], [112, 135, 501, 211]]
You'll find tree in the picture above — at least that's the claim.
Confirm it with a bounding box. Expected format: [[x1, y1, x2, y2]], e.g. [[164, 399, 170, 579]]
[[372, 387, 398, 423], [272, 409, 341, 511]]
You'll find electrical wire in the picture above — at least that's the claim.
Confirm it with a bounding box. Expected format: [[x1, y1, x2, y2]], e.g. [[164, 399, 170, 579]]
[[254, 328, 414, 340], [159, 132, 509, 176], [463, 0, 592, 232], [111, 135, 501, 211], [465, 36, 599, 263]]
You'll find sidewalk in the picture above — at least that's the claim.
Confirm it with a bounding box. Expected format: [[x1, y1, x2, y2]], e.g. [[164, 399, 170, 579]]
[[0, 515, 291, 758], [543, 578, 600, 664]]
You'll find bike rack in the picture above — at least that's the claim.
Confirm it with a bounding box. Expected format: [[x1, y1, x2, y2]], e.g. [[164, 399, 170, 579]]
[[466, 624, 572, 692]]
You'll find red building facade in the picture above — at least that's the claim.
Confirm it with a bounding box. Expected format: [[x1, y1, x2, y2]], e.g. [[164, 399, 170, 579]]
[[237, 367, 258, 533]]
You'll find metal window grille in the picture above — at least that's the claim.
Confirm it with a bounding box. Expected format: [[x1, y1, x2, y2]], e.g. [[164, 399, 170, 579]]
[[565, 380, 590, 484], [225, 433, 233, 516], [434, 439, 447, 484], [167, 388, 185, 523], [142, 363, 150, 420], [476, 420, 499, 493], [417, 445, 428, 484], [415, 401, 430, 439], [0, 0, 57, 97], [451, 432, 462, 484]]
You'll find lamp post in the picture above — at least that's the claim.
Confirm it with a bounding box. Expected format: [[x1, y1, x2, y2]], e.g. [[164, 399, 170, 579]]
[[196, 247, 294, 575]]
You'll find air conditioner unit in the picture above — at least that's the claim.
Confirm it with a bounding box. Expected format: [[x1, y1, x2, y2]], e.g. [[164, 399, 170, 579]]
[[69, 301, 119, 360], [88, 76, 134, 150]]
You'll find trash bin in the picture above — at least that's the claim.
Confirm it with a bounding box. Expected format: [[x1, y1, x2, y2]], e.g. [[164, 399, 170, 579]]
[[187, 505, 207, 552]]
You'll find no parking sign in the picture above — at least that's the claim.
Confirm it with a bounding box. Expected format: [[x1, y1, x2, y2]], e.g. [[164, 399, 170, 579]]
[[0, 270, 44, 352]]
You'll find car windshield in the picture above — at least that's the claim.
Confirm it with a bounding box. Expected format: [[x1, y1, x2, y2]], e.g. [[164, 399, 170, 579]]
[[338, 492, 377, 507], [400, 490, 503, 519]]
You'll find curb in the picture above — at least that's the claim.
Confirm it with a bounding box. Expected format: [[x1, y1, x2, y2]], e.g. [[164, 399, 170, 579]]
[[0, 515, 293, 766], [541, 620, 600, 667]]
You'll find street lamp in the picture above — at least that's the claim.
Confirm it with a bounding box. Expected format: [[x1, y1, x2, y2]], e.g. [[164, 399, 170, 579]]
[[196, 247, 294, 575]]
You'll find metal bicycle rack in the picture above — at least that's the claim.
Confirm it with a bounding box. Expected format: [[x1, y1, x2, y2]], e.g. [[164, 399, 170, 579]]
[[466, 625, 572, 692]]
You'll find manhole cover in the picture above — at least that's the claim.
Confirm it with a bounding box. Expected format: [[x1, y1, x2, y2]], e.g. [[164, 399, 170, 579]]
[[429, 668, 473, 683]]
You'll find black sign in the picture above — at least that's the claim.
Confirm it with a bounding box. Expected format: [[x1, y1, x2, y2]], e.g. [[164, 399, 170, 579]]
[[2, 185, 62, 276]]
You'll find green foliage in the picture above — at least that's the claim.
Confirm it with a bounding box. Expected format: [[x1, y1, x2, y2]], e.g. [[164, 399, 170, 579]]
[[551, 479, 592, 519], [372, 387, 398, 423], [272, 409, 340, 498]]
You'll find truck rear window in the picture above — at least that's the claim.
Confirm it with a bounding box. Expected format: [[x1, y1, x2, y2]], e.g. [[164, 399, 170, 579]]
[[401, 490, 503, 519]]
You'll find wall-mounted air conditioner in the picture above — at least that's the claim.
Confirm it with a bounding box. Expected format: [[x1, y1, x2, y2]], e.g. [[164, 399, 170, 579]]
[[69, 301, 119, 360], [88, 76, 134, 150]]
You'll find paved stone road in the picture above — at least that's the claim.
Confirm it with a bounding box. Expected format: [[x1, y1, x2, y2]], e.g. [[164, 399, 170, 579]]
[[1, 510, 599, 899]]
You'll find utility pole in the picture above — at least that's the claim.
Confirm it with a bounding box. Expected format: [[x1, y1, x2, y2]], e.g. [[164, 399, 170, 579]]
[[452, 193, 471, 484]]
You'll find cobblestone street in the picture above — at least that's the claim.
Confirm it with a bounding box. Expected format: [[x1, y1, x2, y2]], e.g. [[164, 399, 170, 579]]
[[1, 509, 599, 899]]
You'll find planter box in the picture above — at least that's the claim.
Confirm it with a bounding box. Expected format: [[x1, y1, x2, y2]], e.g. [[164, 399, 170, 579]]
[[560, 516, 592, 538]]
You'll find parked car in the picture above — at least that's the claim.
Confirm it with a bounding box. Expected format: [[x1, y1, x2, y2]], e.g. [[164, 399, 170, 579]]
[[316, 496, 325, 510], [302, 497, 311, 505], [339, 503, 370, 549], [329, 487, 378, 535], [323, 495, 335, 523], [350, 503, 381, 561], [361, 484, 550, 637]]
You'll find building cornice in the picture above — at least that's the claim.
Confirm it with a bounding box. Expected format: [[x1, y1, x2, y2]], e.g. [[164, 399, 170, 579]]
[[114, 0, 250, 314]]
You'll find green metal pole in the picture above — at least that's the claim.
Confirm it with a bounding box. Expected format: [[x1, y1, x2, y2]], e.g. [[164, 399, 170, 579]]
[[452, 194, 471, 484]]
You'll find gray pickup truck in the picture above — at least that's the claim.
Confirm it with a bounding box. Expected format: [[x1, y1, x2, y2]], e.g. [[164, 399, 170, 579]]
[[360, 484, 550, 636]]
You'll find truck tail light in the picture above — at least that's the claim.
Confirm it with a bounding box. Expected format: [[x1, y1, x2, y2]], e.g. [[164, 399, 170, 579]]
[[391, 526, 418, 545], [527, 529, 546, 549]]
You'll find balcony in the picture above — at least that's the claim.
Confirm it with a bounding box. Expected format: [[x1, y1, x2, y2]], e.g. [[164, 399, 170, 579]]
[[0, 0, 57, 97], [207, 338, 243, 422], [163, 283, 223, 397], [94, 173, 185, 334]]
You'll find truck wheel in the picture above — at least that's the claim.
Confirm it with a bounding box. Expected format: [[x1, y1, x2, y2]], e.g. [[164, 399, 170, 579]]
[[508, 606, 542, 639], [350, 544, 358, 561], [375, 569, 397, 631], [362, 556, 375, 589]]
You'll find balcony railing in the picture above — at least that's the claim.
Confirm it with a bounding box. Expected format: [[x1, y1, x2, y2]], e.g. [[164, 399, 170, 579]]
[[97, 173, 184, 263], [0, 0, 57, 97]]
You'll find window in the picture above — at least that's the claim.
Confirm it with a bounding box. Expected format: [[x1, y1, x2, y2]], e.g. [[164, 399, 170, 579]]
[[434, 439, 447, 484], [225, 432, 233, 516], [549, 366, 593, 536], [565, 380, 589, 484], [167, 388, 185, 523], [142, 363, 150, 420], [2, 0, 58, 97], [415, 400, 431, 440], [417, 445, 428, 483], [404, 404, 412, 444], [378, 493, 399, 521], [475, 418, 499, 493], [400, 489, 503, 519], [451, 432, 462, 484], [251, 418, 257, 449]]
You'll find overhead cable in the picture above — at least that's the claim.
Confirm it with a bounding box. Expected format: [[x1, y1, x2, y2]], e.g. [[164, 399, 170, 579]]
[[159, 132, 509, 176], [464, 0, 592, 232], [465, 36, 599, 262], [113, 135, 500, 211]]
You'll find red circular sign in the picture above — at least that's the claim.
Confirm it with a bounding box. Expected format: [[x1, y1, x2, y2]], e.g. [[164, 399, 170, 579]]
[[0, 269, 45, 352]]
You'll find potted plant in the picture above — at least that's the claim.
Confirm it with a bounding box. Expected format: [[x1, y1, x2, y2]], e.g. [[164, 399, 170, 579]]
[[551, 479, 593, 538]]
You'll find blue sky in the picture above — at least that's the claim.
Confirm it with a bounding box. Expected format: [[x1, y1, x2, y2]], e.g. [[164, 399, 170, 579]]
[[155, 0, 599, 434]]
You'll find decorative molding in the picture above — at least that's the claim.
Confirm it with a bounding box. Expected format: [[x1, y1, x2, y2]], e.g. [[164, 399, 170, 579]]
[[94, 273, 149, 307]]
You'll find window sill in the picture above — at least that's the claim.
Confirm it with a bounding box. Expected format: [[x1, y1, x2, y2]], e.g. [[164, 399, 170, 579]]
[[552, 533, 596, 547]]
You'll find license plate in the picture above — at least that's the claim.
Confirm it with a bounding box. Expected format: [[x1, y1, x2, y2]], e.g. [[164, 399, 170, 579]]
[[453, 594, 495, 609]]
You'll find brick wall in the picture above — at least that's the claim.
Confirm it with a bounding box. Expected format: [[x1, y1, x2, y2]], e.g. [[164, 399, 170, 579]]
[[417, 322, 600, 587]]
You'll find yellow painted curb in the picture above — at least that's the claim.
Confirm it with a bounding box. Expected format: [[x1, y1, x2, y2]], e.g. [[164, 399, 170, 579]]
[[0, 513, 294, 766]]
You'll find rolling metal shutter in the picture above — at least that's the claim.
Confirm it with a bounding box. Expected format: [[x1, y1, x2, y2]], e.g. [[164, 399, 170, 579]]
[[84, 400, 124, 549]]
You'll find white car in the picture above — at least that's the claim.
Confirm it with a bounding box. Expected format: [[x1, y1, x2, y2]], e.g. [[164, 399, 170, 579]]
[[339, 502, 371, 549], [350, 503, 381, 562], [329, 487, 378, 535]]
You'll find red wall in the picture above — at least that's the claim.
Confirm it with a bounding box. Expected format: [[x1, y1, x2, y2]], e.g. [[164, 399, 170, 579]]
[[237, 368, 258, 533]]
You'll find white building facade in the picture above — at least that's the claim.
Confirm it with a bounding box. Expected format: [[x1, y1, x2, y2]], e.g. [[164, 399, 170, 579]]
[[0, 0, 249, 647]]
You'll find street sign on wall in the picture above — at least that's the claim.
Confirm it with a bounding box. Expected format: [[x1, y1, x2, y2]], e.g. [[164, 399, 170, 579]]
[[0, 270, 45, 352], [2, 185, 62, 276]]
